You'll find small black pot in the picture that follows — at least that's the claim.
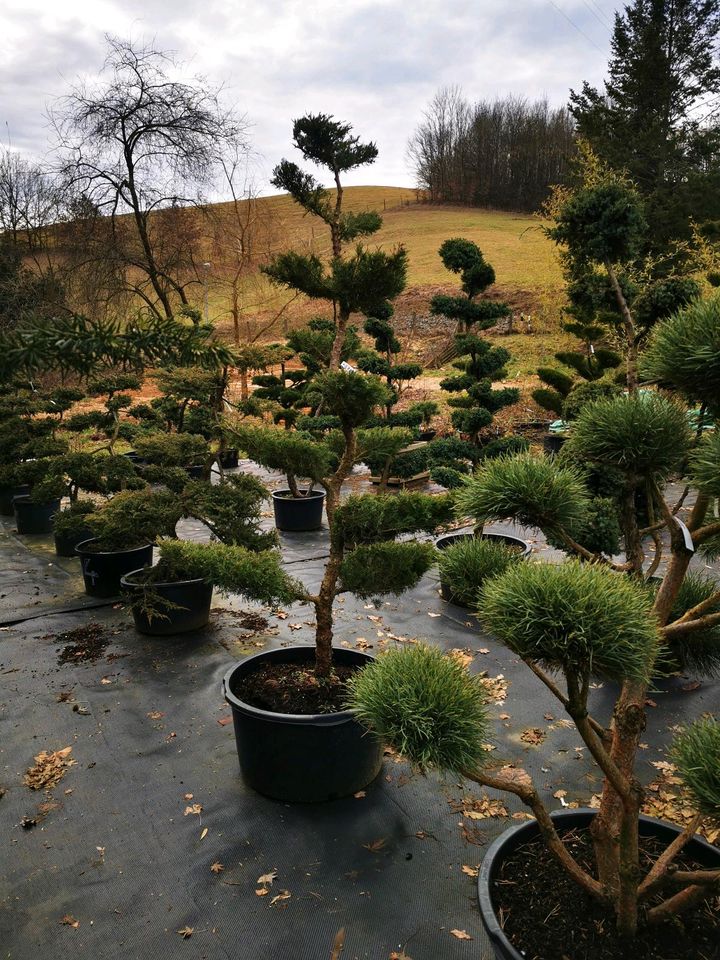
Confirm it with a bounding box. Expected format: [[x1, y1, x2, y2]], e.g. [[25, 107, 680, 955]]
[[0, 484, 31, 517], [54, 526, 95, 558], [435, 531, 531, 607], [13, 496, 61, 535], [184, 464, 206, 480], [418, 429, 436, 442], [478, 809, 720, 960], [218, 448, 239, 469], [223, 646, 383, 802], [121, 567, 213, 635], [75, 539, 153, 598], [272, 489, 325, 532], [543, 432, 567, 455]]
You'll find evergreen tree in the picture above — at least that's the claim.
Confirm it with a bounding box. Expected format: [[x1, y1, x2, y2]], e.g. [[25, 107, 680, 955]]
[[570, 0, 720, 251]]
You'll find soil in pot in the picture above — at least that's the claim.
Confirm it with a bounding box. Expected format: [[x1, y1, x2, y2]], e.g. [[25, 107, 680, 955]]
[[490, 822, 719, 960], [13, 496, 62, 535], [271, 489, 325, 532], [223, 646, 384, 802], [121, 568, 213, 636], [236, 660, 357, 714]]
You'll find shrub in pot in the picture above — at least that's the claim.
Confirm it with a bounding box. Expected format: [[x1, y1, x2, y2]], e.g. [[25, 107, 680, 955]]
[[53, 500, 97, 557], [13, 473, 67, 535], [76, 489, 185, 597], [122, 536, 296, 636], [436, 535, 524, 608], [133, 432, 212, 479]]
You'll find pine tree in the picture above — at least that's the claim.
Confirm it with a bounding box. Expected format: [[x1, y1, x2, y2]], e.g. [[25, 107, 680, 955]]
[[570, 0, 720, 249]]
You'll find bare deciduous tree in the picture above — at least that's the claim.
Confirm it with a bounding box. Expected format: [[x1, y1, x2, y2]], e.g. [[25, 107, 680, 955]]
[[51, 35, 248, 322]]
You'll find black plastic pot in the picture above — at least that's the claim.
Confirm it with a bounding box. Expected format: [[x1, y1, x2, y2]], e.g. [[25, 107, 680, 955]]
[[54, 526, 95, 558], [435, 531, 531, 607], [13, 496, 61, 535], [478, 809, 720, 960], [0, 484, 31, 517], [272, 489, 325, 532], [121, 567, 213, 636], [418, 429, 436, 442], [218, 448, 239, 469], [75, 538, 153, 598], [223, 646, 383, 802], [184, 464, 206, 480], [543, 433, 567, 455]]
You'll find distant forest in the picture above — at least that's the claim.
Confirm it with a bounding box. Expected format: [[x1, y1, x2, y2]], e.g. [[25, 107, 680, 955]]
[[408, 87, 576, 213]]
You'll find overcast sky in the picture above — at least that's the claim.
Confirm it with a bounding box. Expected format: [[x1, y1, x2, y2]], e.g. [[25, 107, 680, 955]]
[[0, 0, 616, 193]]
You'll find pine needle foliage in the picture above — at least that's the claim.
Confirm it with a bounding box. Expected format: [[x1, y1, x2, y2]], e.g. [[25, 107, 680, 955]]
[[438, 537, 523, 609], [661, 572, 720, 676], [566, 393, 690, 477], [671, 718, 720, 821], [641, 294, 720, 414], [340, 541, 437, 598], [455, 452, 591, 533], [231, 424, 333, 482], [87, 489, 183, 551], [333, 492, 454, 546], [182, 476, 277, 551], [152, 539, 302, 606], [480, 560, 660, 682], [689, 431, 720, 497], [347, 644, 490, 773]]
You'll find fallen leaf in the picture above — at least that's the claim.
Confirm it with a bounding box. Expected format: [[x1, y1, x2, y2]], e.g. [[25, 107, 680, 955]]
[[476, 673, 508, 703], [553, 789, 567, 799], [461, 864, 479, 878], [448, 648, 474, 669], [498, 713, 511, 721], [520, 727, 546, 746], [200, 827, 208, 840], [331, 928, 346, 960], [177, 926, 193, 939], [60, 915, 79, 928], [210, 862, 224, 874], [184, 803, 203, 816], [389, 953, 413, 959], [100, 677, 112, 685], [147, 710, 164, 720], [427, 611, 441, 617], [450, 929, 473, 940], [24, 747, 75, 790], [477, 648, 490, 654], [270, 889, 291, 905], [645, 698, 658, 708], [255, 888, 269, 897], [257, 869, 277, 886], [681, 680, 701, 692], [216, 716, 233, 726], [353, 790, 366, 799], [288, 623, 303, 631], [363, 838, 387, 853], [183, 793, 193, 801]]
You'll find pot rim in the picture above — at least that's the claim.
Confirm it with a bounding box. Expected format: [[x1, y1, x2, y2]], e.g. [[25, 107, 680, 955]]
[[12, 494, 62, 508], [120, 566, 210, 590], [435, 529, 532, 559], [222, 644, 373, 727], [271, 488, 326, 501], [75, 537, 154, 557], [477, 808, 720, 960]]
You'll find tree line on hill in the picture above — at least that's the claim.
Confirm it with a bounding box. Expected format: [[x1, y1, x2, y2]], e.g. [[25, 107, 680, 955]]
[[410, 0, 720, 257]]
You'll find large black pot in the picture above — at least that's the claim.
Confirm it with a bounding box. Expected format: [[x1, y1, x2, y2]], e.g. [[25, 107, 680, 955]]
[[13, 496, 61, 535], [75, 539, 153, 598], [478, 809, 720, 960], [0, 484, 31, 517], [272, 489, 325, 532], [418, 429, 436, 442], [218, 448, 239, 469], [435, 531, 531, 607], [223, 646, 383, 802], [184, 464, 206, 480], [54, 526, 95, 558], [121, 567, 213, 635]]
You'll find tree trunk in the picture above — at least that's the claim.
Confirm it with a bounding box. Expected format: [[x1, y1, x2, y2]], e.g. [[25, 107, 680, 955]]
[[605, 261, 637, 393]]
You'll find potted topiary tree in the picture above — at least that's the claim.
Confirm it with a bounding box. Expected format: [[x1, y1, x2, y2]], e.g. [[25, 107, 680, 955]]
[[349, 296, 720, 955], [223, 369, 456, 800]]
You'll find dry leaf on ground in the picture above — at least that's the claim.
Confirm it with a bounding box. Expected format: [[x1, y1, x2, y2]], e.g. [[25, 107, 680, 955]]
[[210, 862, 224, 874], [270, 889, 291, 905], [450, 929, 473, 940], [24, 747, 75, 790], [461, 864, 479, 878], [177, 926, 193, 939], [363, 837, 387, 852], [60, 914, 79, 928], [184, 803, 203, 816], [477, 674, 508, 703], [257, 869, 277, 886], [520, 727, 546, 746]]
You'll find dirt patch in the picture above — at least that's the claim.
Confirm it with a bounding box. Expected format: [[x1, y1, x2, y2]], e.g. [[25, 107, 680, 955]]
[[52, 622, 110, 665]]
